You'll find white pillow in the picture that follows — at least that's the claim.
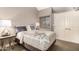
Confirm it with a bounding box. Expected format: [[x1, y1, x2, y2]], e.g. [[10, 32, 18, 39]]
[[26, 25, 32, 31]]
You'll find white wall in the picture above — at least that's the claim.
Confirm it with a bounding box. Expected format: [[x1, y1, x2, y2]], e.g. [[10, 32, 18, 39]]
[[38, 7, 51, 17], [0, 7, 39, 26], [54, 10, 79, 44]]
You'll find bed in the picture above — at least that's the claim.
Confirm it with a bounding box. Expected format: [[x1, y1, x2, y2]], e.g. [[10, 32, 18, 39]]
[[15, 26, 56, 51]]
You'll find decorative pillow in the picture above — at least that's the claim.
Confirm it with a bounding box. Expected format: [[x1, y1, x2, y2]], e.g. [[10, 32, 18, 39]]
[[15, 26, 27, 33], [26, 25, 35, 31], [30, 25, 35, 30]]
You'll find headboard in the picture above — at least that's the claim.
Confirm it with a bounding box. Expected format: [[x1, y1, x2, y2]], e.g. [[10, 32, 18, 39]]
[[15, 26, 27, 33]]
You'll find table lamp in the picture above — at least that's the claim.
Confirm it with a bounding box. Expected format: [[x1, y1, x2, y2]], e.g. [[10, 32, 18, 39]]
[[35, 22, 40, 30]]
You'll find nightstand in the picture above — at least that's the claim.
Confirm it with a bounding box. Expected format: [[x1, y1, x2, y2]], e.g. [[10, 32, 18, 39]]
[[0, 35, 16, 51]]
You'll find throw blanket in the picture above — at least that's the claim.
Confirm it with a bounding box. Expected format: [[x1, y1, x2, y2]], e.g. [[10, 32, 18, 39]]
[[16, 31, 50, 44], [35, 32, 49, 44]]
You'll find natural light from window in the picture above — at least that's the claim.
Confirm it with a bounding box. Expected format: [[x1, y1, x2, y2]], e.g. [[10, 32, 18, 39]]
[[0, 20, 12, 27]]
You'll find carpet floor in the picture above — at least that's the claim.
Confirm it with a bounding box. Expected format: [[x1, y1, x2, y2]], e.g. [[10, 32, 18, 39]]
[[1, 39, 79, 51], [48, 39, 79, 51]]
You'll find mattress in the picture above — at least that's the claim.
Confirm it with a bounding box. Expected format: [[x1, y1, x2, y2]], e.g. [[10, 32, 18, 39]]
[[16, 30, 56, 51]]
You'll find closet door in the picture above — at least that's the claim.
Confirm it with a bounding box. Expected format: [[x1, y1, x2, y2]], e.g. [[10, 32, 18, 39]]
[[65, 11, 79, 43], [64, 11, 74, 42], [54, 11, 79, 44]]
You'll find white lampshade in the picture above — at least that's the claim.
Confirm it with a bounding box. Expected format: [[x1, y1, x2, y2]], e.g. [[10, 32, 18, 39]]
[[35, 22, 40, 27], [0, 20, 12, 27]]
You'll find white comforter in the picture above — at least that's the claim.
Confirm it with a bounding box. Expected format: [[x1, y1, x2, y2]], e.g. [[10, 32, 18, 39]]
[[16, 30, 56, 50]]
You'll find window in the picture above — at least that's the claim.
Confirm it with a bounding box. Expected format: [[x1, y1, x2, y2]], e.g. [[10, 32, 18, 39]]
[[40, 16, 50, 29], [0, 20, 11, 27]]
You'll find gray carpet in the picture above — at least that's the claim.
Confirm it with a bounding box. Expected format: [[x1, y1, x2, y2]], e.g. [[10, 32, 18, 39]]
[[48, 39, 79, 51], [1, 39, 79, 51]]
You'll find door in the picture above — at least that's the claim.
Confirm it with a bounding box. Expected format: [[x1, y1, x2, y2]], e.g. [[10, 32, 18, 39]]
[[54, 11, 79, 44], [65, 11, 79, 43]]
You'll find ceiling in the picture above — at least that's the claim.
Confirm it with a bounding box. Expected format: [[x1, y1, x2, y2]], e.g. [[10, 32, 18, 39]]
[[0, 7, 78, 20], [36, 7, 79, 13], [36, 7, 48, 11], [53, 7, 73, 13], [0, 7, 36, 19]]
